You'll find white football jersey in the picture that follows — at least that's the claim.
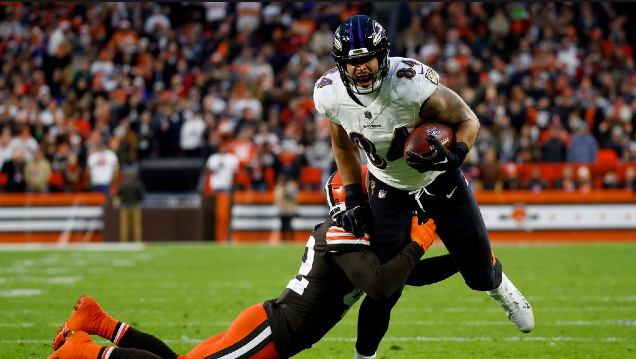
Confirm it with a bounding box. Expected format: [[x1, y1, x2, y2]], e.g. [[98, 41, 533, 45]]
[[314, 57, 443, 191]]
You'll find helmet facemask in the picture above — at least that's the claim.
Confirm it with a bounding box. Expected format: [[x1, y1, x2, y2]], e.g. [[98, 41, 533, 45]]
[[332, 16, 391, 95], [334, 48, 390, 95]]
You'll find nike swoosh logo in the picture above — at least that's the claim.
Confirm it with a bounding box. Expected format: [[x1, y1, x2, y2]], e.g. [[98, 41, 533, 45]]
[[446, 186, 457, 198], [434, 157, 448, 165]]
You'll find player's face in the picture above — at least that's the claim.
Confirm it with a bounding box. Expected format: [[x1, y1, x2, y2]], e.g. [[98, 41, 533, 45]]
[[346, 56, 379, 88]]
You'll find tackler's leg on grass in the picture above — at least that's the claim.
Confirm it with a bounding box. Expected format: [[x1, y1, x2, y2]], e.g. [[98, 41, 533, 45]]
[[50, 296, 281, 359]]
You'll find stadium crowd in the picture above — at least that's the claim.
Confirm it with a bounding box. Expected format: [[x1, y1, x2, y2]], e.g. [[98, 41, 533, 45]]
[[0, 2, 635, 194]]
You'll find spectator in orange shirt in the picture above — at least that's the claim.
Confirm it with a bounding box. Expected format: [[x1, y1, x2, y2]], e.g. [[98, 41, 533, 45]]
[[291, 12, 316, 45], [107, 19, 139, 53], [229, 127, 257, 168]]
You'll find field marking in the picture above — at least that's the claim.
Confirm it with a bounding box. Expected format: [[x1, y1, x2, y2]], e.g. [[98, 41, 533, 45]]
[[393, 306, 636, 313], [2, 305, 635, 318], [9, 276, 83, 284], [20, 320, 632, 328], [0, 289, 42, 297], [0, 323, 34, 327], [1, 336, 630, 345], [321, 336, 629, 342], [0, 243, 145, 251], [432, 295, 636, 303]]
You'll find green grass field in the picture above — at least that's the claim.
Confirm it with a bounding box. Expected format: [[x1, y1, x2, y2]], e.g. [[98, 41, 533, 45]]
[[1, 242, 635, 359]]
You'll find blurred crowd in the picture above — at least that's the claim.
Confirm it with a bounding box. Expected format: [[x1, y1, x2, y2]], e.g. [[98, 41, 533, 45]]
[[0, 2, 635, 194]]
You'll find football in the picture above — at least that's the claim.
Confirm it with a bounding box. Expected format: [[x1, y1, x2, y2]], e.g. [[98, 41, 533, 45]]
[[403, 122, 454, 159]]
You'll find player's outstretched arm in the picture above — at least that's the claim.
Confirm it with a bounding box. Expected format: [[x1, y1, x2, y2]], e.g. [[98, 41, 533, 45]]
[[330, 217, 437, 300]]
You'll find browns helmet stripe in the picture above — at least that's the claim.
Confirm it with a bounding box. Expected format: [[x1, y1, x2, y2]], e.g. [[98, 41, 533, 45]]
[[324, 171, 339, 208]]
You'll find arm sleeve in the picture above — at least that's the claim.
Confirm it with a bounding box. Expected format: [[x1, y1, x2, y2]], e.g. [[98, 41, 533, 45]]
[[406, 253, 459, 287], [331, 242, 424, 300]]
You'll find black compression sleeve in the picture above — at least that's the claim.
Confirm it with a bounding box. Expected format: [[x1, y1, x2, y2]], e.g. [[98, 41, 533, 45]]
[[116, 327, 179, 359], [109, 348, 164, 359], [406, 253, 459, 286], [331, 242, 424, 300], [344, 183, 365, 208], [449, 142, 469, 166]]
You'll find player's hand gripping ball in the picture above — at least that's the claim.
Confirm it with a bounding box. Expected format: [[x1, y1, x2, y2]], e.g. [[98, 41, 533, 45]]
[[404, 123, 454, 158], [404, 123, 469, 173]]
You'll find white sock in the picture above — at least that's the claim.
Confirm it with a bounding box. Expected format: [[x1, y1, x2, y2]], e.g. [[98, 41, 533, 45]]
[[354, 347, 377, 359]]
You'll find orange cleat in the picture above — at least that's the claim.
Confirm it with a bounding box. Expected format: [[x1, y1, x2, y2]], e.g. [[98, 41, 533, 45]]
[[48, 330, 104, 359], [52, 296, 117, 350], [53, 323, 72, 351]]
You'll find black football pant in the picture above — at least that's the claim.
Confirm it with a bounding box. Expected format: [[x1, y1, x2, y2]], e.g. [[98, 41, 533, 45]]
[[356, 168, 503, 356]]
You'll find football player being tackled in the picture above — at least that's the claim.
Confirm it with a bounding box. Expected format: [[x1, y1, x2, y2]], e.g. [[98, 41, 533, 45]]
[[316, 15, 534, 359], [48, 167, 459, 359]]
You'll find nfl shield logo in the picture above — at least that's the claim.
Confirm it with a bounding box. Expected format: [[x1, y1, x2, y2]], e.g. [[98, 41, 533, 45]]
[[378, 190, 387, 198], [425, 125, 440, 136], [364, 111, 372, 119]]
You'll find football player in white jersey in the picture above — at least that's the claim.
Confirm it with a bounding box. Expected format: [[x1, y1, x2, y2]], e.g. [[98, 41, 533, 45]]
[[314, 15, 534, 359]]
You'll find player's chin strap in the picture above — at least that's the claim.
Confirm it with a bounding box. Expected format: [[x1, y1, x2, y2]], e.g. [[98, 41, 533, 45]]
[[408, 186, 434, 213], [346, 85, 365, 107]]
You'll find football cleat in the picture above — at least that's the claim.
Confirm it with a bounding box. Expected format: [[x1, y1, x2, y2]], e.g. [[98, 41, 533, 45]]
[[487, 272, 534, 333], [48, 330, 103, 359], [52, 323, 71, 351], [52, 295, 115, 350]]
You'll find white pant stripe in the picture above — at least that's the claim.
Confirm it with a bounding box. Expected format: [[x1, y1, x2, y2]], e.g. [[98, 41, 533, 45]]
[[218, 326, 272, 359]]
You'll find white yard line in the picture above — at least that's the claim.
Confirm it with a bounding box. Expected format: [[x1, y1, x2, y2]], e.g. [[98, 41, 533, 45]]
[[285, 335, 612, 343], [15, 320, 629, 328], [2, 305, 635, 317], [322, 336, 629, 342], [0, 243, 145, 251], [0, 337, 630, 345]]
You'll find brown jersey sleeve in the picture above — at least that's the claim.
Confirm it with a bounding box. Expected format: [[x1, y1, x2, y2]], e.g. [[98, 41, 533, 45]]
[[406, 253, 459, 287], [330, 242, 424, 300]]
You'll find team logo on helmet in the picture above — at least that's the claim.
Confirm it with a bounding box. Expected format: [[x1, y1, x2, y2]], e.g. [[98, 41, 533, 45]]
[[333, 27, 342, 51], [372, 21, 387, 46]]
